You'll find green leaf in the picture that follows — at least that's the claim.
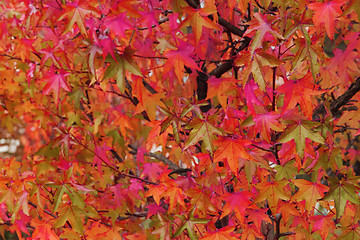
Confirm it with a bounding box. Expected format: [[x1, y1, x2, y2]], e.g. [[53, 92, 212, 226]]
[[172, 206, 209, 239], [278, 121, 324, 157], [184, 116, 223, 153], [53, 185, 66, 212], [65, 184, 86, 209], [103, 52, 142, 93], [322, 177, 360, 218], [54, 205, 85, 234], [274, 160, 298, 180]]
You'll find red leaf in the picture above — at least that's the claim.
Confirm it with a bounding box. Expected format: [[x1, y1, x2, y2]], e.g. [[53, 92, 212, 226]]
[[221, 192, 252, 222], [308, 0, 347, 39], [42, 70, 71, 105], [276, 73, 325, 119]]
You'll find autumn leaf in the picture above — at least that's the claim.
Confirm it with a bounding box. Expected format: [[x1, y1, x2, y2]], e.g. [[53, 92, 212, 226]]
[[308, 0, 347, 39], [213, 136, 254, 172], [322, 177, 360, 218], [164, 44, 200, 81], [252, 112, 285, 142], [103, 50, 142, 93], [251, 50, 284, 90], [278, 121, 325, 158], [246, 208, 271, 230], [310, 214, 336, 239], [172, 206, 208, 239], [161, 182, 186, 213], [221, 192, 252, 222], [186, 188, 217, 214], [200, 226, 239, 240], [276, 73, 325, 119], [42, 70, 71, 105], [292, 179, 329, 211], [31, 219, 60, 240], [254, 180, 291, 213], [54, 205, 89, 234], [58, 2, 99, 37], [184, 116, 223, 153], [179, 7, 220, 44], [104, 13, 134, 38], [244, 12, 284, 53], [93, 143, 115, 176]]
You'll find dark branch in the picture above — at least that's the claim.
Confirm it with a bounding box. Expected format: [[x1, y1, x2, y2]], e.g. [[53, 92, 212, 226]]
[[313, 76, 360, 119], [330, 76, 360, 117]]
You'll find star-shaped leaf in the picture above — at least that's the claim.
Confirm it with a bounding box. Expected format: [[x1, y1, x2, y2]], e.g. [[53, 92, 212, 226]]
[[213, 137, 254, 173], [292, 179, 329, 211], [179, 7, 220, 44], [254, 180, 290, 213], [103, 50, 142, 93], [278, 121, 325, 158], [43, 70, 71, 105], [184, 116, 223, 153], [308, 0, 347, 39], [322, 177, 360, 218]]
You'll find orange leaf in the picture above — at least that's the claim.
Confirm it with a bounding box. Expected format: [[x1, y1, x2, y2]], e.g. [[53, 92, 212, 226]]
[[254, 180, 290, 213], [292, 179, 329, 211], [200, 226, 239, 240], [214, 137, 254, 173], [179, 7, 220, 44], [308, 0, 347, 39]]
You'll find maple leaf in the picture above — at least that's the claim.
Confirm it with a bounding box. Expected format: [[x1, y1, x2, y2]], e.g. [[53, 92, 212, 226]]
[[242, 79, 264, 114], [290, 37, 320, 81], [276, 73, 325, 119], [162, 182, 186, 213], [292, 179, 329, 211], [103, 50, 142, 93], [173, 206, 209, 239], [146, 203, 166, 218], [253, 112, 285, 142], [140, 163, 163, 182], [179, 7, 220, 44], [145, 184, 167, 205], [113, 0, 141, 18], [184, 116, 223, 153], [322, 177, 360, 218], [93, 143, 114, 176], [104, 13, 134, 38], [159, 107, 183, 144], [213, 136, 254, 173], [200, 226, 239, 240], [152, 214, 173, 240], [343, 0, 360, 22], [310, 214, 336, 239], [308, 0, 347, 39], [186, 188, 217, 214], [42, 70, 71, 105], [132, 77, 166, 121], [163, 44, 200, 81], [244, 12, 284, 53], [278, 120, 325, 158], [58, 2, 99, 37], [251, 50, 284, 90], [246, 208, 271, 230], [31, 219, 60, 240], [221, 192, 252, 222], [254, 180, 291, 213]]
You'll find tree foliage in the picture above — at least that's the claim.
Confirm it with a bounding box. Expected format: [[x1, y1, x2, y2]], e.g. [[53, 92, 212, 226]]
[[0, 0, 360, 239]]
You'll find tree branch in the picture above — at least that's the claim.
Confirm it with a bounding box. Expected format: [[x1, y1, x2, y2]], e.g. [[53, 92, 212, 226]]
[[313, 76, 360, 119], [128, 144, 185, 171], [330, 76, 360, 117]]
